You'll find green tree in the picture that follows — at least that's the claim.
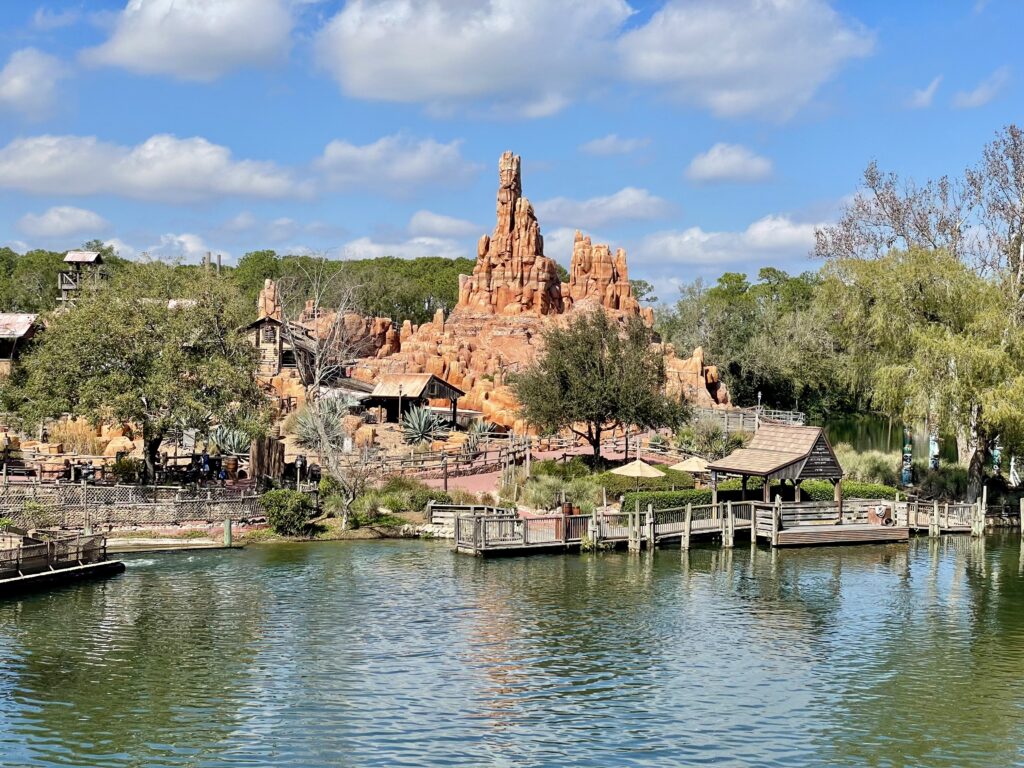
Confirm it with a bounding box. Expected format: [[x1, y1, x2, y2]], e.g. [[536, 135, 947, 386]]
[[815, 248, 1024, 499], [6, 262, 267, 478], [231, 250, 282, 305], [511, 309, 686, 458]]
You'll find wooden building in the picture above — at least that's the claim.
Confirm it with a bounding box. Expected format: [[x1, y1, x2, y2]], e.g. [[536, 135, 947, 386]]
[[707, 424, 844, 505], [0, 313, 38, 377], [58, 250, 104, 305], [365, 373, 464, 423], [246, 313, 315, 377]]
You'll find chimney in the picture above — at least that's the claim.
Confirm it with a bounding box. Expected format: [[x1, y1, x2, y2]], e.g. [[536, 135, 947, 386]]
[[216, 253, 222, 274], [204, 251, 211, 272]]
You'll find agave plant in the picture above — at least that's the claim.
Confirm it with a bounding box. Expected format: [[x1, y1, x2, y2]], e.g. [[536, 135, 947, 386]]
[[294, 398, 350, 454], [462, 418, 497, 455], [402, 406, 447, 445], [209, 425, 254, 455]]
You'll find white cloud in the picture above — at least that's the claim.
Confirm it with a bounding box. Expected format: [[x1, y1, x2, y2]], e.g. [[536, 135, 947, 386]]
[[315, 134, 478, 193], [543, 226, 587, 266], [579, 134, 650, 156], [81, 0, 292, 81], [103, 237, 138, 260], [907, 75, 942, 109], [223, 211, 258, 232], [315, 0, 631, 115], [32, 7, 81, 30], [340, 235, 468, 261], [636, 214, 819, 266], [17, 206, 108, 238], [267, 217, 299, 242], [147, 232, 228, 262], [618, 0, 873, 119], [0, 48, 67, 120], [536, 187, 672, 229], [0, 134, 305, 202], [953, 66, 1010, 109], [408, 210, 479, 238], [685, 143, 773, 183]]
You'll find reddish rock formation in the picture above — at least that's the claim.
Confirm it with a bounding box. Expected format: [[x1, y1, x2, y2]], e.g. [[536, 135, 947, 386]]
[[457, 151, 564, 316], [346, 151, 728, 430]]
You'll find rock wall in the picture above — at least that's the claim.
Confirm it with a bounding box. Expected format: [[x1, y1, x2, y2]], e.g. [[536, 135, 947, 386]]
[[456, 151, 564, 316], [345, 151, 728, 430]]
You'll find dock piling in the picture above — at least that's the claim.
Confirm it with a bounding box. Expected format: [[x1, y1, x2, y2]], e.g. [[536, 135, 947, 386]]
[[224, 518, 232, 547]]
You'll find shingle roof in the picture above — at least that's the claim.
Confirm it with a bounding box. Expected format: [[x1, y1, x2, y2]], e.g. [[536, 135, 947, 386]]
[[707, 424, 837, 477], [369, 373, 464, 399], [64, 250, 102, 264], [0, 313, 38, 339]]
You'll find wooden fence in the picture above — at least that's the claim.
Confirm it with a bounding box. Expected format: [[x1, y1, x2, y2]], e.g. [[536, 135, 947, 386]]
[[0, 482, 265, 530]]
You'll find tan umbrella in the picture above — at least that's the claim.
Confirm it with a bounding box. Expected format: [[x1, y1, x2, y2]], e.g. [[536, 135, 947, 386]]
[[670, 456, 709, 474], [609, 458, 665, 491]]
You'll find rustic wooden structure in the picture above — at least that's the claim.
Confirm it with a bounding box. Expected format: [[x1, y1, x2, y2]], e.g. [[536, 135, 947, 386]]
[[0, 531, 123, 595], [58, 250, 104, 305], [0, 313, 38, 377], [365, 373, 464, 424], [707, 424, 844, 508]]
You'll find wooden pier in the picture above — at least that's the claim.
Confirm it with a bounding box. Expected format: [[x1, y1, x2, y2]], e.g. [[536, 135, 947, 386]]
[[0, 531, 124, 596], [450, 497, 932, 556]]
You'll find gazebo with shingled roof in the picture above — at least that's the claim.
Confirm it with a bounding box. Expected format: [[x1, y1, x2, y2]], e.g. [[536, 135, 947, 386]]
[[706, 423, 844, 509]]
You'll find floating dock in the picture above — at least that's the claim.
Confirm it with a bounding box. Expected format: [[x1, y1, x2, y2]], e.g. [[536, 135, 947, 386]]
[[0, 532, 124, 596]]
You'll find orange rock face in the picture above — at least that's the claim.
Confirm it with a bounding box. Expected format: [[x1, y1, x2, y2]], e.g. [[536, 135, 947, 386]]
[[347, 151, 729, 430]]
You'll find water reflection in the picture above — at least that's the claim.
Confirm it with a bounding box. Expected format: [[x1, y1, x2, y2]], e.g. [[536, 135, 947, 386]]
[[2, 538, 1024, 767]]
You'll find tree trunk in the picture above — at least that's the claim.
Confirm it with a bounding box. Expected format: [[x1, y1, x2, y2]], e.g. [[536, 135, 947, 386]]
[[957, 403, 986, 502], [143, 431, 163, 483], [590, 425, 602, 459]]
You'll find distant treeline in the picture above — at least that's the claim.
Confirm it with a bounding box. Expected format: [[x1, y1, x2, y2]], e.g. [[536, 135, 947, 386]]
[[0, 243, 475, 327]]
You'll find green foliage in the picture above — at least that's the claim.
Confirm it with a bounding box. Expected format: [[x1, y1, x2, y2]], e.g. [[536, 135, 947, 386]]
[[0, 517, 12, 531], [531, 457, 593, 481], [595, 467, 695, 495], [110, 457, 144, 483], [401, 405, 447, 445], [5, 262, 267, 474], [209, 425, 254, 455], [318, 474, 342, 498], [623, 488, 714, 511], [675, 416, 751, 459], [512, 309, 687, 456], [833, 443, 901, 486], [914, 463, 969, 501], [262, 489, 314, 536]]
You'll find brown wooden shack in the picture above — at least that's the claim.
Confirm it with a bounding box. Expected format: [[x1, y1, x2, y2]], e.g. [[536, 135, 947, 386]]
[[365, 373, 464, 424], [0, 313, 38, 377], [707, 424, 844, 507]]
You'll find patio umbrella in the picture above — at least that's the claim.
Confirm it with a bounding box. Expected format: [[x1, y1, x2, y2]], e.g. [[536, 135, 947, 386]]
[[669, 456, 709, 474], [609, 458, 665, 492]]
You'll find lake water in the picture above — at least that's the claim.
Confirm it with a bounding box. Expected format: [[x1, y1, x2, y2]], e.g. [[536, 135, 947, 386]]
[[2, 538, 1024, 767]]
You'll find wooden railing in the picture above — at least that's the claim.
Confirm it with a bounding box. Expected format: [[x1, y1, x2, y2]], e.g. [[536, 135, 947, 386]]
[[0, 533, 107, 579], [428, 503, 514, 526]]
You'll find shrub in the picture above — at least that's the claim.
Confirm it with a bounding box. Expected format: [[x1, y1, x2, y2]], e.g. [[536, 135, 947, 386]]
[[833, 443, 900, 486], [409, 488, 452, 512], [110, 457, 144, 483], [318, 475, 342, 498], [261, 489, 314, 536], [531, 457, 592, 481], [402, 406, 447, 445], [0, 517, 12, 531], [623, 488, 713, 511], [595, 467, 695, 495]]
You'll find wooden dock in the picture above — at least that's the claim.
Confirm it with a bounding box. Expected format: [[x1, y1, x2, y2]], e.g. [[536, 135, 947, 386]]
[[0, 532, 124, 596]]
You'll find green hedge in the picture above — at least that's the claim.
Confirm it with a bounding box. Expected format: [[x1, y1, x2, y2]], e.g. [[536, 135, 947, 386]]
[[622, 488, 713, 511], [596, 468, 695, 495]]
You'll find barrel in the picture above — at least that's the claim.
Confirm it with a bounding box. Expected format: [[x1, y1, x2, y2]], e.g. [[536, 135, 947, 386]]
[[224, 455, 239, 480]]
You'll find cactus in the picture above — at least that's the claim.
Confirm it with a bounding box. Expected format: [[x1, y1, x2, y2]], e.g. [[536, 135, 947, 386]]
[[402, 406, 447, 445]]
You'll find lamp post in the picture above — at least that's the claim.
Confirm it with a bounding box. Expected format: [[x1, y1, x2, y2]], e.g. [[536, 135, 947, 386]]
[[398, 383, 403, 424]]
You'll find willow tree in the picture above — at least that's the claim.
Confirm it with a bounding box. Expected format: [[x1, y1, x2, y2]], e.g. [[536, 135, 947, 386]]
[[511, 309, 686, 459], [5, 261, 267, 478], [816, 248, 1024, 499]]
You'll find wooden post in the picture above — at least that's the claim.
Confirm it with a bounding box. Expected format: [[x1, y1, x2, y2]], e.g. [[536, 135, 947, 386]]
[[442, 455, 448, 493], [81, 478, 89, 533], [682, 503, 692, 550], [750, 502, 757, 544], [771, 500, 780, 547], [930, 500, 939, 538], [943, 502, 950, 530], [629, 499, 640, 552], [724, 501, 734, 548], [711, 470, 718, 507], [1019, 497, 1023, 536], [834, 478, 843, 524], [224, 518, 232, 547], [646, 504, 655, 550]]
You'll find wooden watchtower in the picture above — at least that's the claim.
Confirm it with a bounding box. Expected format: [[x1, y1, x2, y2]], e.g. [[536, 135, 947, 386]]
[[58, 250, 105, 305]]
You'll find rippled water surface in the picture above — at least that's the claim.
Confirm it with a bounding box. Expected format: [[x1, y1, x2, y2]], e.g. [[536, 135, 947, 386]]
[[3, 537, 1024, 767]]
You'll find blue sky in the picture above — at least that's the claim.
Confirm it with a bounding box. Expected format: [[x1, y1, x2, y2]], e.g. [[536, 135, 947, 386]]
[[0, 0, 1019, 302]]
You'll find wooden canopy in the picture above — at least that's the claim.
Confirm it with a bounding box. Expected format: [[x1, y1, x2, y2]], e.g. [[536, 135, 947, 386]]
[[365, 373, 464, 423], [706, 424, 843, 503]]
